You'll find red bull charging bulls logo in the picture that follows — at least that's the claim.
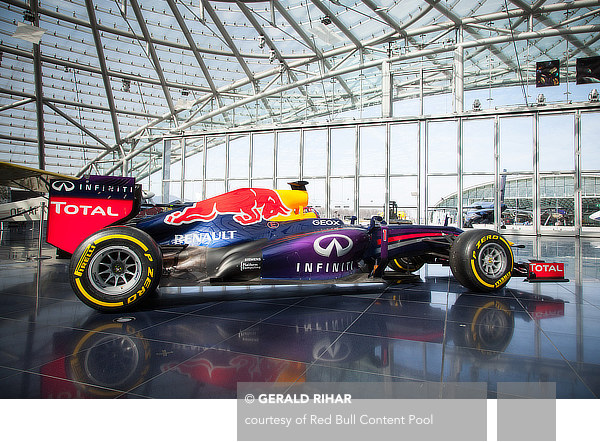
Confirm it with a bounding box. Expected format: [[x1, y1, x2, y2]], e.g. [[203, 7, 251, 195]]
[[165, 188, 291, 226]]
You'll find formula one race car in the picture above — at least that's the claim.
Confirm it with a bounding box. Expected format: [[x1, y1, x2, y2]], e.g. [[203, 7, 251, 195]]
[[46, 175, 562, 312]]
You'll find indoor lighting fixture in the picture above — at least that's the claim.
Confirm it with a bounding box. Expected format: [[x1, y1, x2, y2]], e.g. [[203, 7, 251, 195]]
[[589, 88, 599, 103], [537, 93, 546, 106], [23, 9, 34, 22], [473, 99, 482, 111]]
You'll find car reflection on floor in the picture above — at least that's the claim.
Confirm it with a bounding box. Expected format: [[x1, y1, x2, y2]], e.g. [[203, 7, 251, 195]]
[[36, 282, 572, 399]]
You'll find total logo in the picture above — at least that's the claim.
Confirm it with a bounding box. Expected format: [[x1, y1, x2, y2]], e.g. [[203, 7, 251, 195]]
[[50, 201, 119, 217], [313, 234, 353, 258], [530, 263, 564, 273]]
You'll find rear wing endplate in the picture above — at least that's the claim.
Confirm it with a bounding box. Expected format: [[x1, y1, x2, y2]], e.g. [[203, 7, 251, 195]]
[[47, 175, 139, 254]]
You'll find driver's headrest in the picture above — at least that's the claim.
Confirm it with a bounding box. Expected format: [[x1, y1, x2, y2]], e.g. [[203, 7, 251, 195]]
[[288, 181, 309, 191]]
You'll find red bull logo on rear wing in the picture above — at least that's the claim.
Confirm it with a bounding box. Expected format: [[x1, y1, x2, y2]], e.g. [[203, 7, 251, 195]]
[[164, 188, 317, 226]]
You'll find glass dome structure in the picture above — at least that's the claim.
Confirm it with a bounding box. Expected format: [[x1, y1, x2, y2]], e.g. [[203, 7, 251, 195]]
[[0, 0, 599, 178]]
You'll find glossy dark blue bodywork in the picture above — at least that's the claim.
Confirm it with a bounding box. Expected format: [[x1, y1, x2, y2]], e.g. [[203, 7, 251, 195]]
[[137, 212, 352, 248], [135, 209, 463, 282]]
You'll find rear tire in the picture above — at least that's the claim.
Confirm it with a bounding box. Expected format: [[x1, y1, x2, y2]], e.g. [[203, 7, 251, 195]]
[[69, 226, 162, 312], [449, 229, 513, 292]]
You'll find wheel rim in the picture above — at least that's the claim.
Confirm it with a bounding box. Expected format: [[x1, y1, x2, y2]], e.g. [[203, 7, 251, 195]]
[[83, 335, 140, 386], [392, 257, 423, 272], [477, 309, 509, 344], [88, 246, 142, 297], [478, 242, 507, 279]]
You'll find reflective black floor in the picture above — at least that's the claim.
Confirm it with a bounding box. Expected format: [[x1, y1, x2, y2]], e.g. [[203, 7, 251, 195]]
[[0, 235, 599, 399]]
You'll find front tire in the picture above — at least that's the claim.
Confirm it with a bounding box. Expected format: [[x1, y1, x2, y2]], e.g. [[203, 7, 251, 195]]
[[69, 226, 162, 312], [449, 229, 513, 292]]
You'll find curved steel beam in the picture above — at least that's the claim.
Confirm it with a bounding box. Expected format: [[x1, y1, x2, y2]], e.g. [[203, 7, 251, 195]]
[[173, 23, 600, 132], [129, 0, 176, 117], [84, 0, 121, 145]]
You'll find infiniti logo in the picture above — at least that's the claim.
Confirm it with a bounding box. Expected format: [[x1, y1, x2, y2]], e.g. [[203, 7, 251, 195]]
[[313, 234, 353, 258], [51, 180, 75, 192], [312, 338, 351, 362]]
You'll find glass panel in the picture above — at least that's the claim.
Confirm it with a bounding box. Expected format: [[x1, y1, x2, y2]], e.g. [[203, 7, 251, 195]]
[[500, 117, 532, 173], [184, 138, 204, 181], [228, 179, 249, 191], [252, 133, 274, 178], [427, 121, 457, 174], [277, 178, 291, 189], [167, 182, 181, 202], [277, 131, 300, 178], [206, 137, 226, 180], [330, 127, 355, 176], [170, 139, 183, 181], [393, 96, 421, 117], [463, 175, 496, 228], [390, 176, 418, 223], [427, 175, 457, 226], [390, 123, 419, 175], [169, 139, 181, 181], [463, 119, 494, 173], [149, 170, 162, 201], [463, 175, 495, 204], [423, 90, 453, 115], [330, 177, 355, 219], [303, 129, 327, 177], [170, 161, 182, 183], [251, 178, 273, 189], [540, 175, 575, 227], [539, 114, 574, 172], [308, 178, 327, 216], [228, 135, 250, 179], [205, 181, 225, 198], [183, 181, 203, 202], [359, 176, 385, 220], [359, 125, 385, 175], [582, 175, 600, 228], [581, 112, 600, 171], [503, 175, 534, 229]]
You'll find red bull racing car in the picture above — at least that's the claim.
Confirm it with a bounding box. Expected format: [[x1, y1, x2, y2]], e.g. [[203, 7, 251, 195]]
[[46, 175, 563, 312]]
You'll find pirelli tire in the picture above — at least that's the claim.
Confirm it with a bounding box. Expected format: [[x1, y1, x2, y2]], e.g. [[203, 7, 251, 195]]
[[69, 226, 162, 312], [449, 229, 514, 292]]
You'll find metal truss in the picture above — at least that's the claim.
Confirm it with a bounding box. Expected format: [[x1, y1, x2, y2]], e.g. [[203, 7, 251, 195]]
[[0, 0, 598, 176]]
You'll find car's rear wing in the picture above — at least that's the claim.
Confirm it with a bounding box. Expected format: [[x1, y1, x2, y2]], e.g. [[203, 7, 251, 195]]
[[47, 175, 141, 254]]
